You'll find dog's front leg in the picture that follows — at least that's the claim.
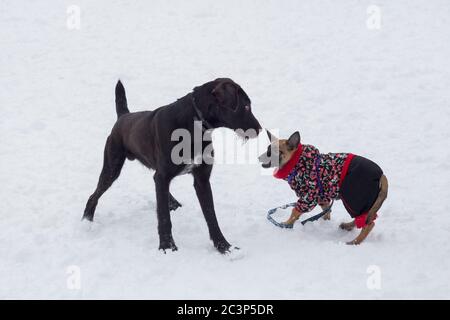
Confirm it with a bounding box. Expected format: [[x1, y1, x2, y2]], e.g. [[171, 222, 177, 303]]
[[285, 207, 302, 225], [319, 201, 332, 220], [192, 165, 231, 254], [154, 172, 177, 252]]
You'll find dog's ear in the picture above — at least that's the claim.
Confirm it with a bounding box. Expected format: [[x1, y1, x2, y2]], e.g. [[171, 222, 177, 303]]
[[266, 130, 278, 142], [211, 79, 238, 108], [287, 131, 300, 150]]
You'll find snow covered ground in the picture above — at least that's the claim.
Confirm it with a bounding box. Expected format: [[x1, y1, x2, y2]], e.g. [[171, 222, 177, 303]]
[[1, 0, 450, 299]]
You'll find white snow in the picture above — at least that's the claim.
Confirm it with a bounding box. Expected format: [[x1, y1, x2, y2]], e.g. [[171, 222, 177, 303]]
[[1, 0, 450, 299]]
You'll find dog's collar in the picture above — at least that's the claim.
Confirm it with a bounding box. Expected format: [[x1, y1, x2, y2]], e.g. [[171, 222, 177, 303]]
[[273, 145, 303, 180], [191, 94, 214, 131]]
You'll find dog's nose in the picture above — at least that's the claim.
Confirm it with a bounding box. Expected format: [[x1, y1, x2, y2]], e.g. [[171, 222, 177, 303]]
[[247, 129, 259, 139]]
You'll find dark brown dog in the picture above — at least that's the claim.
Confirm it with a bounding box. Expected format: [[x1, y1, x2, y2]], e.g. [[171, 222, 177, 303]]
[[83, 78, 261, 253]]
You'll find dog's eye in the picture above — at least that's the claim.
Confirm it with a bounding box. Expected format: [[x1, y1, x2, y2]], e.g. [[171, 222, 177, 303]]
[[245, 105, 250, 112]]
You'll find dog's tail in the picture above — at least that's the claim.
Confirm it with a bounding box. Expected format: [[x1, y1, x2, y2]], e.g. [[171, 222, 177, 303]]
[[115, 80, 130, 118]]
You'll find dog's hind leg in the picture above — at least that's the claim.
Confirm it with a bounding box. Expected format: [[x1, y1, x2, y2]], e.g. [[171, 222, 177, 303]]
[[346, 222, 375, 245], [83, 136, 125, 221], [366, 175, 388, 225], [168, 192, 182, 212], [345, 175, 388, 245], [154, 172, 178, 252]]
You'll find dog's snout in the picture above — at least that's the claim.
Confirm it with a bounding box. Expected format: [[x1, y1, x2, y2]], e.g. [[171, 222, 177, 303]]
[[258, 152, 272, 168], [258, 153, 266, 163], [252, 115, 262, 132], [247, 128, 259, 139]]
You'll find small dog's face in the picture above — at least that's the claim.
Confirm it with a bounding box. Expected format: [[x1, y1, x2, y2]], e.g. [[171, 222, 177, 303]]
[[209, 78, 262, 138], [258, 131, 300, 168]]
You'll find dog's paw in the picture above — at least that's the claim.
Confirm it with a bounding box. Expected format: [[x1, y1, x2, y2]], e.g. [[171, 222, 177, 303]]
[[214, 240, 232, 254], [81, 212, 94, 222], [74, 219, 103, 240], [79, 218, 101, 231], [346, 239, 361, 245], [322, 212, 331, 220], [280, 222, 294, 229], [224, 246, 245, 261], [159, 247, 178, 254], [159, 236, 178, 253], [339, 221, 355, 231], [159, 245, 178, 254]]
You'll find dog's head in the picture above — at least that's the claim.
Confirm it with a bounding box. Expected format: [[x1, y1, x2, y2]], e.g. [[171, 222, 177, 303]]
[[193, 78, 261, 139], [258, 130, 301, 168]]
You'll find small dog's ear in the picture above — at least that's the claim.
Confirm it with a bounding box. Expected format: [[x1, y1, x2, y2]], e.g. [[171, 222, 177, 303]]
[[212, 79, 237, 107], [287, 131, 300, 149], [266, 130, 278, 142]]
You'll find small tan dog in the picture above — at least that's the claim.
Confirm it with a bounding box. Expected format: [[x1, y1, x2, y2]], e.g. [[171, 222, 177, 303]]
[[258, 131, 388, 245]]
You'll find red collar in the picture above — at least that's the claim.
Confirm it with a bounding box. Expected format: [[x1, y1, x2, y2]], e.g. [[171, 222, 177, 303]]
[[273, 145, 303, 179]]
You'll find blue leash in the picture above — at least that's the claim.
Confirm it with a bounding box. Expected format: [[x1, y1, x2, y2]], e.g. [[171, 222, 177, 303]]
[[267, 201, 334, 228], [267, 202, 297, 229]]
